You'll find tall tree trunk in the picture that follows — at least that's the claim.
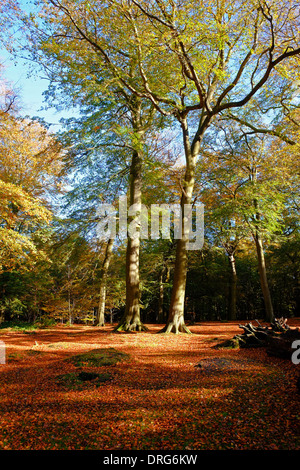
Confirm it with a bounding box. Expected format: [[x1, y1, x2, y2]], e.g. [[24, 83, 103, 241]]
[[115, 147, 147, 332], [160, 112, 210, 333], [253, 233, 274, 323], [228, 253, 237, 321], [162, 237, 191, 333], [95, 237, 114, 326], [161, 117, 196, 334]]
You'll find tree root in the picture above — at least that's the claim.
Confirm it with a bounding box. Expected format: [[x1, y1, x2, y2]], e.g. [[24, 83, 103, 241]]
[[159, 320, 192, 334], [114, 320, 148, 333]]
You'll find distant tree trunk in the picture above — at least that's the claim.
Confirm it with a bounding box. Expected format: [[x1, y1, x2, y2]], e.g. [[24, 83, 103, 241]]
[[157, 269, 165, 323], [253, 232, 274, 323], [228, 253, 237, 321], [285, 255, 300, 316], [109, 308, 114, 324], [294, 274, 300, 316], [157, 264, 170, 323], [95, 237, 114, 327], [67, 264, 72, 324]]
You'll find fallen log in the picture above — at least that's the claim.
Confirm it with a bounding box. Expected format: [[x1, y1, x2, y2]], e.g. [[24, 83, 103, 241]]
[[215, 318, 300, 359], [266, 327, 300, 359]]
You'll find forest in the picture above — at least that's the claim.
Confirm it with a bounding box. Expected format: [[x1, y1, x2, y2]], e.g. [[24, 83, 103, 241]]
[[0, 0, 300, 454], [0, 0, 300, 333]]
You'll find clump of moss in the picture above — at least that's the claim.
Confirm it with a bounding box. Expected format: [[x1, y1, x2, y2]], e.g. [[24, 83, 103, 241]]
[[55, 371, 112, 390], [57, 348, 129, 390], [78, 371, 111, 382], [68, 347, 130, 367], [214, 337, 241, 349]]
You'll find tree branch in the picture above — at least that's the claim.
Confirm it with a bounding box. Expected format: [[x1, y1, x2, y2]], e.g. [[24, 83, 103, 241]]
[[217, 43, 300, 115], [131, 0, 174, 29], [225, 112, 297, 145], [215, 10, 260, 108]]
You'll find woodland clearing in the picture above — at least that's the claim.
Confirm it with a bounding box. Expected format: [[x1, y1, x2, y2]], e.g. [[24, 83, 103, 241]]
[[0, 320, 299, 451]]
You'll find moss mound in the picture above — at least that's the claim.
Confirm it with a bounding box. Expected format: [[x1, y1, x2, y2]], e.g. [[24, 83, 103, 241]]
[[214, 337, 241, 349], [56, 348, 129, 390], [68, 347, 130, 367], [55, 371, 112, 390]]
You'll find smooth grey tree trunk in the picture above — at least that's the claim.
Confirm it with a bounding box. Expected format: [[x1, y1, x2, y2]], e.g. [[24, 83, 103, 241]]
[[254, 233, 274, 323], [161, 117, 197, 334], [95, 237, 114, 326], [228, 253, 237, 321], [115, 148, 147, 331]]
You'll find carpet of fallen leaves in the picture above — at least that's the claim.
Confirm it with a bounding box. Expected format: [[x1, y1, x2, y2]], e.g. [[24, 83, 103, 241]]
[[0, 320, 299, 450]]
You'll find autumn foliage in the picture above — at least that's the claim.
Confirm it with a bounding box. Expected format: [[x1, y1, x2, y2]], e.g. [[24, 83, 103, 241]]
[[0, 0, 300, 453], [0, 321, 299, 450]]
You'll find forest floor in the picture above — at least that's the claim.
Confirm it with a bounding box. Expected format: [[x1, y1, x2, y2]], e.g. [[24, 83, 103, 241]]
[[0, 320, 299, 451]]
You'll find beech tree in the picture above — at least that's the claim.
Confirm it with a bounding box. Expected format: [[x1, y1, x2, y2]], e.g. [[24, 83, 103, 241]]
[[14, 0, 165, 331], [102, 0, 300, 332]]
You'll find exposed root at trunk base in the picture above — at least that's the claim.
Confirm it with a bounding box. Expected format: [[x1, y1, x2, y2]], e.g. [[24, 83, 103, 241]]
[[114, 320, 148, 333], [159, 321, 192, 334]]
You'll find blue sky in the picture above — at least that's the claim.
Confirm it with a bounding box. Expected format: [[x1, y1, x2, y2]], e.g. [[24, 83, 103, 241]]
[[1, 45, 70, 128], [0, 0, 73, 129], [0, 0, 68, 127]]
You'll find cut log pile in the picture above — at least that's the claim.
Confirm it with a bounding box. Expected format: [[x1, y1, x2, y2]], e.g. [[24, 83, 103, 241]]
[[215, 318, 300, 360]]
